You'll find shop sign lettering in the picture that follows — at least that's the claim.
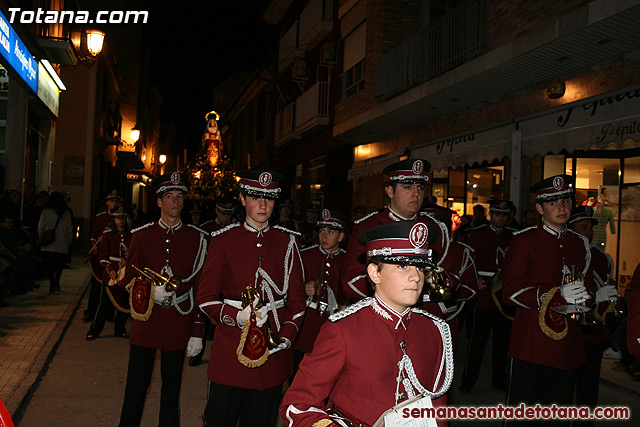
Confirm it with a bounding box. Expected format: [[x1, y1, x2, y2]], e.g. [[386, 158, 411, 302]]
[[595, 119, 640, 146], [444, 154, 468, 169], [435, 133, 476, 155], [557, 88, 640, 128]]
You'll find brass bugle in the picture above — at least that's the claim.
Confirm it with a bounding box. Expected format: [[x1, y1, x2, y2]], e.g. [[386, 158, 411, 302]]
[[132, 265, 182, 293], [424, 267, 455, 302], [243, 285, 283, 350]]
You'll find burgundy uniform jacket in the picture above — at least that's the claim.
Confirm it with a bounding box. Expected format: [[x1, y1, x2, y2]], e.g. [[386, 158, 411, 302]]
[[502, 224, 593, 369], [99, 227, 131, 283], [89, 211, 111, 280], [295, 245, 345, 353], [626, 263, 640, 357], [466, 224, 515, 310], [281, 295, 452, 427], [123, 220, 207, 351], [197, 222, 306, 390]]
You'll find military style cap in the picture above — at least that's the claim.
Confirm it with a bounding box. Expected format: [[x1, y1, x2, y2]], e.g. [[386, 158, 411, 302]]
[[383, 159, 431, 184], [279, 198, 293, 209], [306, 203, 320, 212], [237, 170, 284, 200], [155, 171, 189, 195], [189, 205, 202, 214], [215, 199, 235, 215], [316, 209, 349, 231], [358, 220, 439, 268], [530, 174, 574, 202], [106, 189, 122, 201], [488, 199, 513, 215], [569, 205, 599, 225], [110, 205, 129, 218]]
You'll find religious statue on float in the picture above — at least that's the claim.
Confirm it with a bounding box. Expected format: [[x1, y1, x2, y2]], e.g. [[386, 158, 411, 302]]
[[204, 110, 222, 167]]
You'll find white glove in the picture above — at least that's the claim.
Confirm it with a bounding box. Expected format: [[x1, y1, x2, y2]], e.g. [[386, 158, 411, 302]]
[[186, 337, 203, 357], [560, 281, 590, 304], [236, 305, 252, 328], [268, 338, 291, 356], [153, 284, 175, 305], [595, 285, 619, 304], [254, 305, 269, 328]]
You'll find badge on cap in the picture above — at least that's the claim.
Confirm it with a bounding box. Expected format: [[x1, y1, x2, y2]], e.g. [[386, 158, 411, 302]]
[[322, 209, 330, 221], [259, 172, 272, 187], [171, 172, 180, 185], [553, 176, 564, 190], [412, 160, 424, 175], [409, 222, 429, 248], [585, 206, 593, 216], [500, 201, 507, 210]]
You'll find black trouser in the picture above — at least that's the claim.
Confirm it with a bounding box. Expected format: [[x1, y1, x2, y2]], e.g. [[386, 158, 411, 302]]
[[41, 251, 66, 292], [119, 345, 186, 427], [88, 283, 128, 337], [461, 307, 511, 390], [84, 275, 102, 318], [505, 358, 578, 426], [203, 381, 282, 427], [573, 341, 608, 427]]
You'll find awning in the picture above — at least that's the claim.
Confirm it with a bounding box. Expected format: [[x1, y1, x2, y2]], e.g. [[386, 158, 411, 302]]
[[521, 86, 640, 157], [117, 151, 144, 170], [348, 148, 407, 180], [411, 123, 514, 171]]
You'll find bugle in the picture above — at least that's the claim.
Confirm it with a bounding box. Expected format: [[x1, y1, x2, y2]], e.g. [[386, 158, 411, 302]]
[[132, 265, 182, 308]]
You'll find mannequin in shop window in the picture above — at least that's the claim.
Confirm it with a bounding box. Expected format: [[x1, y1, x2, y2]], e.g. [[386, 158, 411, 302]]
[[585, 196, 616, 251]]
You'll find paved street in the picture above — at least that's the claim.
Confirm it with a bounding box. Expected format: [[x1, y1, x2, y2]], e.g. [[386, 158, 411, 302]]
[[1, 257, 639, 426]]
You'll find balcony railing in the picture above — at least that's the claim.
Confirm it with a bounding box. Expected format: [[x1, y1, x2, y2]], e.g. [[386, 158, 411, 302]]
[[295, 81, 330, 135], [279, 21, 305, 72], [376, 0, 486, 100], [299, 0, 334, 51], [275, 102, 301, 146]]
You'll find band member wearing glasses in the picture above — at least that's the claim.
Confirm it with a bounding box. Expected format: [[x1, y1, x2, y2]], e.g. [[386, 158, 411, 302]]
[[341, 159, 431, 301], [118, 172, 208, 427], [197, 170, 306, 427], [502, 175, 594, 421], [282, 220, 453, 427]]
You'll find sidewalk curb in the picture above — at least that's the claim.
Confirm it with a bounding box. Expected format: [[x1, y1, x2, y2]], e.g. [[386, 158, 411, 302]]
[[10, 273, 90, 426], [600, 377, 640, 400]]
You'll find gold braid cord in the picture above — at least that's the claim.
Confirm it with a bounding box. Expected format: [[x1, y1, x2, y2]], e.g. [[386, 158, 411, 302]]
[[236, 319, 269, 368], [538, 287, 568, 341], [313, 419, 336, 427], [106, 287, 130, 313], [491, 281, 514, 321], [129, 278, 155, 321], [593, 301, 615, 325]]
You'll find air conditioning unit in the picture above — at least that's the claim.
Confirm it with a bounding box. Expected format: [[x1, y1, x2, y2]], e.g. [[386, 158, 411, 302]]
[[291, 59, 308, 83], [320, 42, 337, 65]]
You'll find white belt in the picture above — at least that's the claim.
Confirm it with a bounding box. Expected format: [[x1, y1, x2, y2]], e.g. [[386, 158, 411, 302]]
[[477, 271, 495, 277], [109, 256, 122, 262], [223, 298, 285, 310]]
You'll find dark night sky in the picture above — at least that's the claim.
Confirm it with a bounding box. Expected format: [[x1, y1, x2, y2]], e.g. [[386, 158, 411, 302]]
[[147, 1, 276, 149]]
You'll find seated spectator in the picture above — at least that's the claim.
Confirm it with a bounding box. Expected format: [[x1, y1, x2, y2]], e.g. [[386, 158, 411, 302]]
[[0, 214, 37, 294]]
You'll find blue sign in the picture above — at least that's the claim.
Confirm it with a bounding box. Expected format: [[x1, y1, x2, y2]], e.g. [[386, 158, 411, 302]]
[[0, 10, 38, 93]]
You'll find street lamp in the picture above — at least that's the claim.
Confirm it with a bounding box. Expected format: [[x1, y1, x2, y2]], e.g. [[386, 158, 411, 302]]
[[159, 154, 167, 164], [130, 125, 140, 142], [86, 30, 105, 56]]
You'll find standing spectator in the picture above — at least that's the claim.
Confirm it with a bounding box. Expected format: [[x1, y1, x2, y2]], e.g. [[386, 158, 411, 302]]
[[471, 204, 489, 228], [38, 192, 73, 293], [507, 203, 522, 230], [0, 214, 37, 294]]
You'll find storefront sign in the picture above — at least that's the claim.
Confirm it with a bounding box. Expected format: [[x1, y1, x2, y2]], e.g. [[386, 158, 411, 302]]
[[37, 62, 59, 116], [522, 86, 640, 156], [0, 10, 38, 93], [412, 125, 514, 171], [63, 155, 85, 186], [0, 65, 8, 92]]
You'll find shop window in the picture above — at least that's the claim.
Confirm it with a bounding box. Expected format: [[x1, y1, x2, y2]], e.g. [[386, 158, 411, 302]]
[[544, 154, 566, 178], [620, 156, 640, 288], [464, 166, 504, 219]]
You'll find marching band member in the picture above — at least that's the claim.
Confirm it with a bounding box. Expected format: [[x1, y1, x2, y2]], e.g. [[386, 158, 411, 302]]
[[86, 205, 131, 340], [341, 159, 430, 301], [293, 209, 348, 373], [281, 220, 453, 427], [569, 205, 618, 426], [197, 170, 306, 427], [502, 175, 594, 421], [118, 172, 207, 427], [460, 199, 516, 393], [201, 198, 236, 234]]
